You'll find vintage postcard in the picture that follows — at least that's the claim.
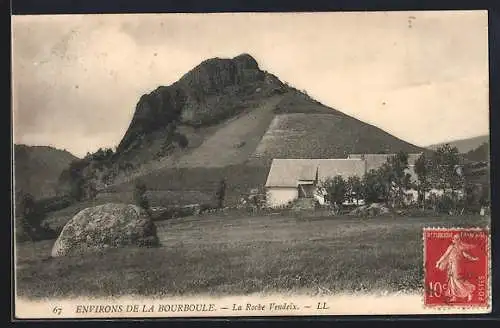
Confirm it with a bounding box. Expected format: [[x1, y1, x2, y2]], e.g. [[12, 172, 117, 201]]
[[12, 10, 491, 319]]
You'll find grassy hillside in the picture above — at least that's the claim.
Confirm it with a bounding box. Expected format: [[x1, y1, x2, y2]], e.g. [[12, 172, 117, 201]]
[[99, 89, 425, 206], [102, 91, 425, 207], [14, 144, 78, 199], [426, 135, 489, 153], [250, 113, 424, 166]]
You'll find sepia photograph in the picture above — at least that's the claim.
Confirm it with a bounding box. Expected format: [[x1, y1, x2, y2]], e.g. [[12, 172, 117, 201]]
[[11, 10, 491, 318]]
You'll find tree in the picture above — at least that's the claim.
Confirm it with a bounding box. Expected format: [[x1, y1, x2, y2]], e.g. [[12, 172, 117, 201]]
[[346, 176, 363, 205], [322, 175, 347, 213], [384, 151, 412, 207], [134, 181, 150, 215], [430, 144, 461, 193], [430, 144, 463, 211], [18, 193, 46, 240], [20, 193, 37, 222], [363, 169, 389, 204], [62, 159, 91, 201], [215, 179, 227, 209], [415, 153, 432, 208], [464, 182, 482, 213]]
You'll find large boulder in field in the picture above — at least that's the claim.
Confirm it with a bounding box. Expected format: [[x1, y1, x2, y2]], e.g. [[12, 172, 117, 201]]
[[51, 203, 159, 257]]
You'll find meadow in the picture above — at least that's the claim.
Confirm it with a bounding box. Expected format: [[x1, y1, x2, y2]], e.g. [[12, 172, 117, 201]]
[[15, 212, 490, 299]]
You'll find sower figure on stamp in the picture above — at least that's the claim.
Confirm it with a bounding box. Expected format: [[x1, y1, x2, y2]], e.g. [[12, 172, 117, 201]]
[[435, 234, 479, 302]]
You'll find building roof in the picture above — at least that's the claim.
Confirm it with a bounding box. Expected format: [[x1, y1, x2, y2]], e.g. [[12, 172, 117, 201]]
[[347, 153, 422, 172], [265, 159, 366, 187]]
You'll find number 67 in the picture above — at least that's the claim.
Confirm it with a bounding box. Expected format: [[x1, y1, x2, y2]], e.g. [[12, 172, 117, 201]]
[[52, 306, 62, 315]]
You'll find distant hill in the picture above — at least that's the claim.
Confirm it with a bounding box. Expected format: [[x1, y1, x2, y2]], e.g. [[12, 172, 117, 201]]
[[463, 141, 489, 163], [426, 135, 489, 154], [14, 144, 78, 200]]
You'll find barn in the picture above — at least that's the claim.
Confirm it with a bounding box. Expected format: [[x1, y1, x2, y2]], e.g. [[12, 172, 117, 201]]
[[264, 153, 423, 207], [264, 159, 366, 207]]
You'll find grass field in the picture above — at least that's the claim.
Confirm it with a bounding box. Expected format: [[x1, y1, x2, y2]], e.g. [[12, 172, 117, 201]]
[[15, 213, 490, 299], [105, 164, 269, 207]]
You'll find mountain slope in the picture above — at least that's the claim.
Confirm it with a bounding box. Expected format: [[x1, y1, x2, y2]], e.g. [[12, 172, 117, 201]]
[[98, 54, 426, 205], [14, 144, 78, 199], [114, 54, 423, 170], [426, 135, 489, 153]]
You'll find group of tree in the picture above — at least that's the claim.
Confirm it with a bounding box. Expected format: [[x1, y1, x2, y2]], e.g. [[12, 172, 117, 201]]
[[58, 147, 141, 202], [321, 144, 488, 214], [58, 158, 97, 202], [16, 192, 58, 242], [85, 147, 115, 163], [321, 151, 413, 211], [413, 144, 466, 211]]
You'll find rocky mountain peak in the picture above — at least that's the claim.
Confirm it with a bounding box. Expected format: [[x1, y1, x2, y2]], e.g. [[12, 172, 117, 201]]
[[116, 54, 285, 154]]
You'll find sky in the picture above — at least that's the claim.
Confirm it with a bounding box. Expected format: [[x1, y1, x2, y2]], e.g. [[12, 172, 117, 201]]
[[12, 11, 489, 158]]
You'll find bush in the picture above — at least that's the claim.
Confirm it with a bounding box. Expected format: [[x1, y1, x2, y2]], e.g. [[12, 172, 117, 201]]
[[174, 133, 189, 149], [19, 193, 44, 228], [435, 194, 455, 214], [16, 193, 59, 242]]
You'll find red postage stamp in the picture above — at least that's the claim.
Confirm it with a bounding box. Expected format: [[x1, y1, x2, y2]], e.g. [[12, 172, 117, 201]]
[[423, 228, 490, 308]]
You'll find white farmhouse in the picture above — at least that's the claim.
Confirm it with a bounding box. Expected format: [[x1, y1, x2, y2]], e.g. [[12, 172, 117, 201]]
[[264, 159, 366, 207]]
